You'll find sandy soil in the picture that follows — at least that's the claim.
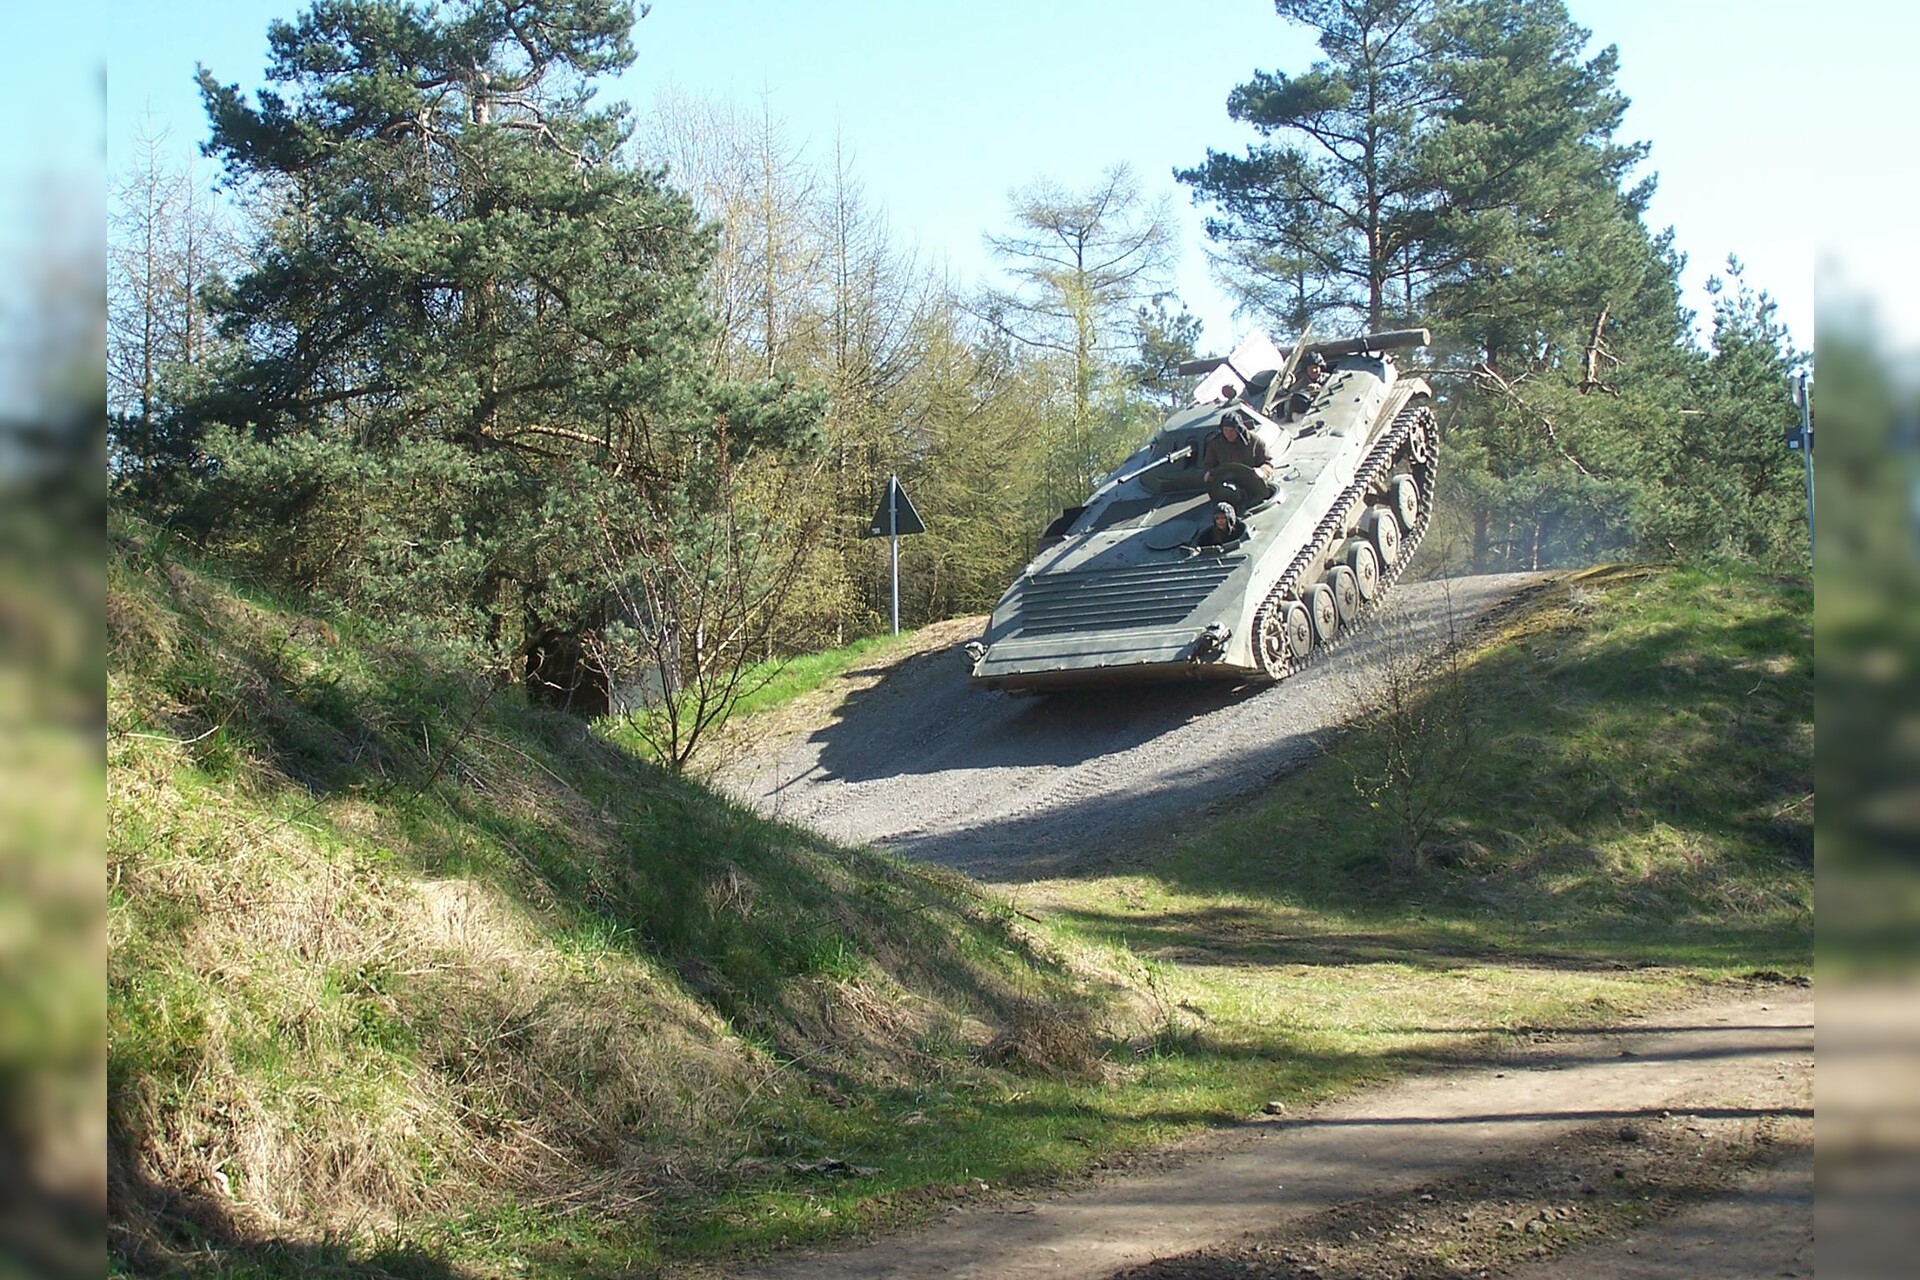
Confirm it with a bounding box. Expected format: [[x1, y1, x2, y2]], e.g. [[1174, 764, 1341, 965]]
[[713, 572, 1815, 1278]]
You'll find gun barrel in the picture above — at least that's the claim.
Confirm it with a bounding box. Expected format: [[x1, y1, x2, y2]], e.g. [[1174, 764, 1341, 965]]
[[1118, 441, 1196, 485], [1310, 328, 1431, 359]]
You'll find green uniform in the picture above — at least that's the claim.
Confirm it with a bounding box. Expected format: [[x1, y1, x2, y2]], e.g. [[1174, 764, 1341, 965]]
[[1202, 426, 1273, 474]]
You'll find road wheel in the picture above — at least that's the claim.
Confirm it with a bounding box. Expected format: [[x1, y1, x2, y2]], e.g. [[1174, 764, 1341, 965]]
[[1307, 583, 1339, 646], [1326, 564, 1360, 626], [1347, 540, 1380, 601], [1367, 506, 1401, 569], [1388, 473, 1419, 532], [1283, 600, 1314, 664]]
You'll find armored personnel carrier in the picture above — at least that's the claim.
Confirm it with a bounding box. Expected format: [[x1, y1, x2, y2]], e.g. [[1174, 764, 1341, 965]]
[[968, 328, 1436, 691]]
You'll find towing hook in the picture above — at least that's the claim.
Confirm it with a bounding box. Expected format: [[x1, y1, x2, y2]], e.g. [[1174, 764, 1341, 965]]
[[1191, 623, 1231, 662], [964, 641, 987, 667]]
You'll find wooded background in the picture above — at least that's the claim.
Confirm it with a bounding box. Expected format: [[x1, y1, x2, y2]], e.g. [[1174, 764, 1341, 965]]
[[106, 0, 1806, 741]]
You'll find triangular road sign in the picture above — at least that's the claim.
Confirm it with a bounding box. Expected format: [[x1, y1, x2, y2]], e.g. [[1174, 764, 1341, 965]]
[[864, 474, 925, 537]]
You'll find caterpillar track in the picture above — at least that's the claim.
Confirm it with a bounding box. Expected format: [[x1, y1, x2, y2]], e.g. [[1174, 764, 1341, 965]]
[[1250, 400, 1439, 680], [969, 328, 1438, 693]]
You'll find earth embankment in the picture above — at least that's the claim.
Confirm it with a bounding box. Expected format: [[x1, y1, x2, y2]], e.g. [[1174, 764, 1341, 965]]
[[715, 573, 1550, 879]]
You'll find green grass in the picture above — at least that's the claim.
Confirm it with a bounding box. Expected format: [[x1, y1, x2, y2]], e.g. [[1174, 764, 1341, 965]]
[[108, 523, 1812, 1279], [1153, 565, 1811, 940], [1024, 564, 1812, 1088], [729, 632, 918, 719], [599, 630, 916, 766], [108, 517, 1124, 1278]]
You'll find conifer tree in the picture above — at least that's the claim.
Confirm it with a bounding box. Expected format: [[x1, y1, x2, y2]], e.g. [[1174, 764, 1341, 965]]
[[1185, 0, 1726, 571], [1415, 0, 1692, 568], [1414, 0, 1655, 367], [1647, 265, 1806, 566], [980, 164, 1177, 503], [183, 0, 821, 712], [1128, 299, 1204, 416], [1177, 0, 1436, 331]]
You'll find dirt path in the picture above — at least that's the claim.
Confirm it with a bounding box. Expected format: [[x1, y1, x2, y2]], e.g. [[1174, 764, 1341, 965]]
[[714, 573, 1551, 880], [741, 988, 1812, 1279], [1497, 1147, 1812, 1280]]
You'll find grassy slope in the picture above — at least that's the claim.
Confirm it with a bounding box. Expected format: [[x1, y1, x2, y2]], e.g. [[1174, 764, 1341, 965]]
[[107, 520, 1135, 1278], [108, 526, 1811, 1279], [1031, 564, 1812, 1085]]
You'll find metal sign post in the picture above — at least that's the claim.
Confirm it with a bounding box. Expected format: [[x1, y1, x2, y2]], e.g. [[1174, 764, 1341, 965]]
[[862, 474, 925, 634], [1789, 371, 1814, 563]]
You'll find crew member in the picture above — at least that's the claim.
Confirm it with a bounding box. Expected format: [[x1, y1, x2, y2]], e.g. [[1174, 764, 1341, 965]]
[[1194, 501, 1246, 548], [1283, 351, 1330, 419], [1201, 410, 1275, 507]]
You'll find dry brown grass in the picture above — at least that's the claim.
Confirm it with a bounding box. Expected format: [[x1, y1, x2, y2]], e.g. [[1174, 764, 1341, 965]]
[[109, 529, 1532, 1276], [109, 728, 786, 1249], [107, 539, 1132, 1276]]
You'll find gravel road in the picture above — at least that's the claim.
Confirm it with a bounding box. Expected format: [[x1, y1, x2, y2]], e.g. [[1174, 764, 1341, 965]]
[[715, 572, 1552, 879]]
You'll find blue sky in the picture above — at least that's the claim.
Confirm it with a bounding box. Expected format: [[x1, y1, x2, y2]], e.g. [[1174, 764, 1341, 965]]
[[0, 5, 102, 422], [79, 1, 1915, 354]]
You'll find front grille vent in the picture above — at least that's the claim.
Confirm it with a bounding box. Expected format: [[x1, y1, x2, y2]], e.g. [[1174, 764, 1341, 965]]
[[1010, 557, 1239, 636]]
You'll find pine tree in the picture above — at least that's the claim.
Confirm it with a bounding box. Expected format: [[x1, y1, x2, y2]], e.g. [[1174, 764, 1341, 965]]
[[1414, 0, 1654, 365], [1187, 0, 1713, 571], [1644, 264, 1806, 566], [1177, 0, 1437, 331], [1416, 0, 1684, 567], [1417, 0, 1698, 569], [183, 0, 822, 713], [1128, 299, 1204, 416]]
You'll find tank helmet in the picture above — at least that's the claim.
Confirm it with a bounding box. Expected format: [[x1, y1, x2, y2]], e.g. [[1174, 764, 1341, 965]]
[[1303, 350, 1327, 370], [1214, 501, 1237, 519]]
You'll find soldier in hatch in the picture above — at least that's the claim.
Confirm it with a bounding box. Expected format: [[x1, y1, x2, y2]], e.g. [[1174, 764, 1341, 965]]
[[1202, 409, 1275, 507], [1281, 351, 1329, 420], [1193, 500, 1246, 549]]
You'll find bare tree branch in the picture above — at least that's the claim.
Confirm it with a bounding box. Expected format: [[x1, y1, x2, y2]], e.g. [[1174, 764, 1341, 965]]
[[587, 459, 824, 770], [1578, 305, 1621, 397], [1468, 361, 1600, 482]]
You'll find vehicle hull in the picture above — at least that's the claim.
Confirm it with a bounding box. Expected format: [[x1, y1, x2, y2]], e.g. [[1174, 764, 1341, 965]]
[[970, 330, 1437, 692]]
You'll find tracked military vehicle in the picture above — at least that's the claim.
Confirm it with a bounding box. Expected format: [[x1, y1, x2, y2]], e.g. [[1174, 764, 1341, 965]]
[[968, 328, 1437, 691]]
